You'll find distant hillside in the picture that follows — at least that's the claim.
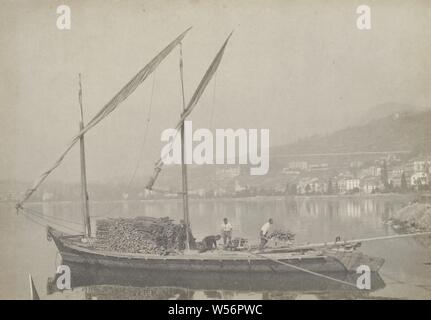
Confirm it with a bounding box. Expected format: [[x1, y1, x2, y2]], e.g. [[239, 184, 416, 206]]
[[7, 106, 430, 196], [272, 109, 431, 157], [358, 103, 426, 126], [155, 108, 431, 190]]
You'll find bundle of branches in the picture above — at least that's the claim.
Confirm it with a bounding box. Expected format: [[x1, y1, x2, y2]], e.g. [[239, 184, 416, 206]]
[[93, 216, 185, 255], [268, 229, 295, 241]]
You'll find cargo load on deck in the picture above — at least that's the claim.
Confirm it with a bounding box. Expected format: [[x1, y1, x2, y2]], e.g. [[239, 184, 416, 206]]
[[93, 216, 187, 255]]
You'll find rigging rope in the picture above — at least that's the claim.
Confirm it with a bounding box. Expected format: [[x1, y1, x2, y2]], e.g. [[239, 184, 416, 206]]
[[209, 71, 217, 130], [147, 42, 188, 196], [23, 206, 83, 226], [19, 207, 83, 234], [179, 43, 187, 113], [18, 71, 160, 222], [156, 41, 185, 164], [130, 71, 157, 181], [91, 71, 157, 218]]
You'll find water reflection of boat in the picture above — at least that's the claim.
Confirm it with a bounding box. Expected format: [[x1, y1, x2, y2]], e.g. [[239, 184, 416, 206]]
[[46, 262, 385, 300]]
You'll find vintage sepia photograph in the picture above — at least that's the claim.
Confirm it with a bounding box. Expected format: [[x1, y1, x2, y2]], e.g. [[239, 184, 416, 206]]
[[1, 0, 431, 304]]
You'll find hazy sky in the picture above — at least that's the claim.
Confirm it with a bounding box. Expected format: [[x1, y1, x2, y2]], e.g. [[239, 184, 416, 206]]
[[1, 0, 430, 183]]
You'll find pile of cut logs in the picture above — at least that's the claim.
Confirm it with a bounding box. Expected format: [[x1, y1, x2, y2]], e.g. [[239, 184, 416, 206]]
[[269, 229, 295, 241], [93, 216, 185, 255]]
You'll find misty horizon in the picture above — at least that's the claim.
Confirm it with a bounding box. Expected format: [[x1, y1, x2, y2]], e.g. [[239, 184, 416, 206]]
[[1, 0, 430, 186]]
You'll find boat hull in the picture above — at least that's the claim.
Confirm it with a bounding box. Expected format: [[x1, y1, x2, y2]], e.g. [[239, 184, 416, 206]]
[[48, 226, 384, 274]]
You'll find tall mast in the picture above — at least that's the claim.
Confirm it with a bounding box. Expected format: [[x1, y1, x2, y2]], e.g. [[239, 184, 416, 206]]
[[179, 44, 190, 250], [78, 73, 91, 237]]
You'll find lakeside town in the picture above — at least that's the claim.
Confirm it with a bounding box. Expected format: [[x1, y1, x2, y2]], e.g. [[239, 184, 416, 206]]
[[2, 153, 430, 202], [194, 153, 431, 198]]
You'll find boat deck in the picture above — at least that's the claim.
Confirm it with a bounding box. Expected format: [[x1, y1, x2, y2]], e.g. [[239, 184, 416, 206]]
[[68, 236, 322, 261]]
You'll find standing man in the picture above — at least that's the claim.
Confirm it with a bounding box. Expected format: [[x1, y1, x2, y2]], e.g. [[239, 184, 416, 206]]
[[178, 219, 196, 250], [259, 218, 273, 250], [220, 218, 233, 247]]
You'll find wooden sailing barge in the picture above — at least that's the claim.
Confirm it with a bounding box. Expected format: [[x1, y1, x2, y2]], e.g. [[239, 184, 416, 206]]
[[47, 226, 383, 273], [17, 28, 385, 278]]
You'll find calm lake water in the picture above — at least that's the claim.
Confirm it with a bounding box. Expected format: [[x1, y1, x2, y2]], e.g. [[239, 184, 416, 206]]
[[1, 195, 431, 300]]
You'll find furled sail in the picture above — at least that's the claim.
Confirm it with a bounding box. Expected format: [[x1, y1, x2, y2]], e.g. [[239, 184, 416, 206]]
[[16, 28, 191, 209], [146, 32, 233, 191]]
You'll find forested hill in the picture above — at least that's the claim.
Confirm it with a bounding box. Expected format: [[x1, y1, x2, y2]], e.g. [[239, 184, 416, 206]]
[[271, 109, 431, 156]]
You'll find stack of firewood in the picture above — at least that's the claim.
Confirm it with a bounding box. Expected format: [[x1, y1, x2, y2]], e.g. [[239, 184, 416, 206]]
[[92, 216, 185, 255], [268, 229, 295, 241]]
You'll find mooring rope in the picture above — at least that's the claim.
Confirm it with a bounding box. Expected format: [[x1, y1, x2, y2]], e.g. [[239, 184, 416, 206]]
[[248, 251, 358, 289]]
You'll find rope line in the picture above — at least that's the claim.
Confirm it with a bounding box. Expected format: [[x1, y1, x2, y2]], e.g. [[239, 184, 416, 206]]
[[147, 43, 189, 195], [19, 208, 83, 234], [91, 71, 157, 218], [248, 251, 358, 289], [209, 71, 217, 130], [21, 208, 83, 233], [23, 206, 83, 226]]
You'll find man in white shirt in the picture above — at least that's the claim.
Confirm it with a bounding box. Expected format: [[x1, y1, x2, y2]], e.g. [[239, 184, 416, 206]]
[[220, 218, 233, 247], [259, 218, 273, 250]]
